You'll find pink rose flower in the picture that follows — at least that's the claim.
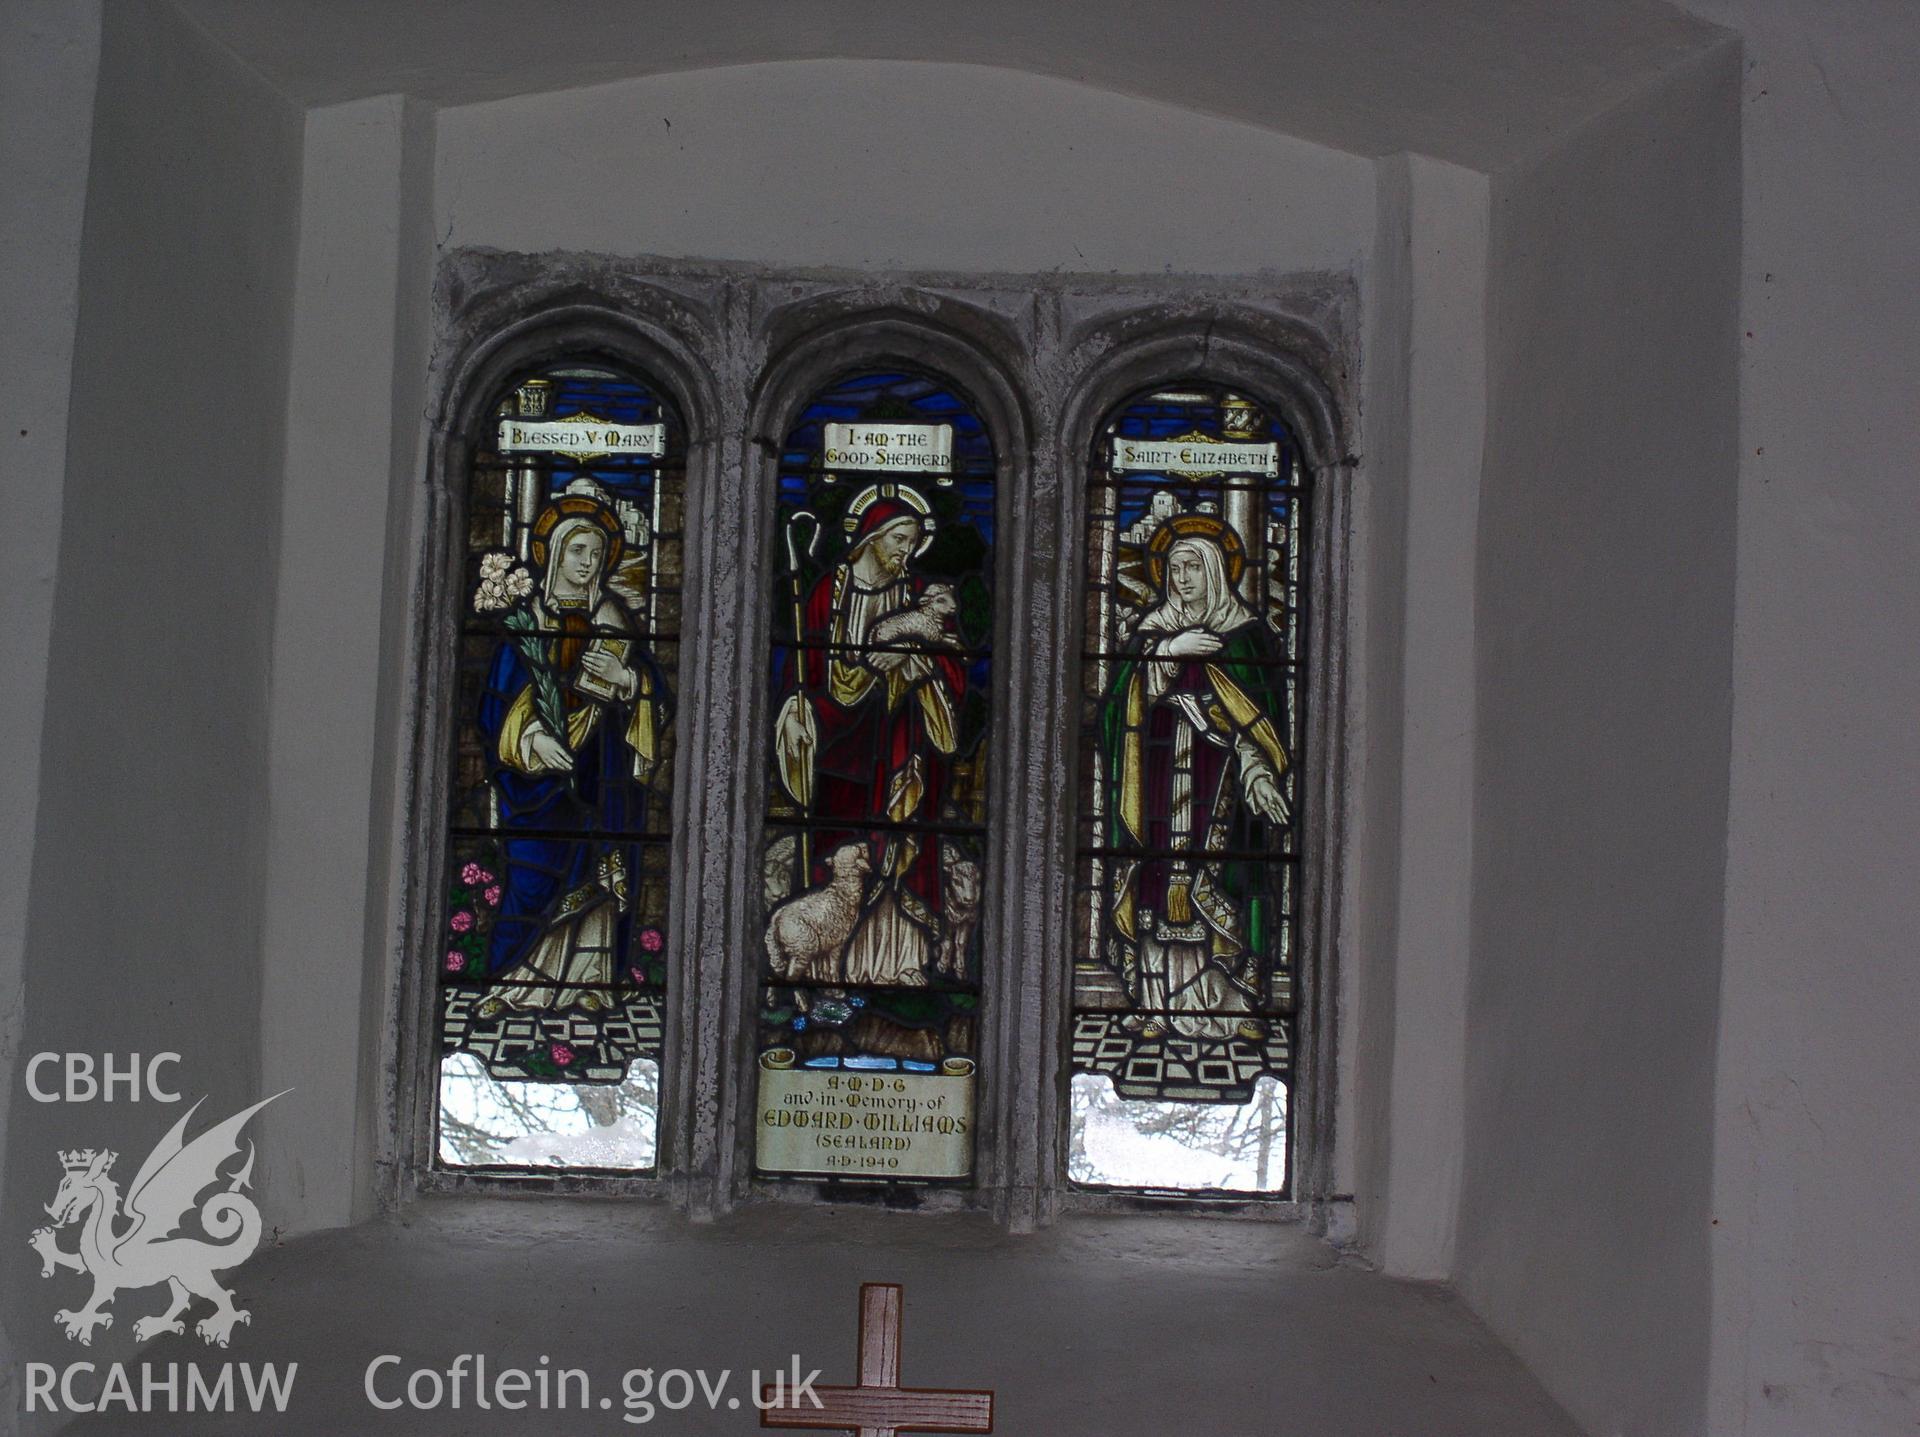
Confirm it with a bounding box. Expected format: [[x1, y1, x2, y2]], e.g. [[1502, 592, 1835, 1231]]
[[639, 927, 665, 953], [629, 967, 646, 985], [483, 885, 502, 907], [549, 1043, 575, 1068], [449, 909, 475, 933], [444, 951, 466, 973], [460, 861, 486, 886]]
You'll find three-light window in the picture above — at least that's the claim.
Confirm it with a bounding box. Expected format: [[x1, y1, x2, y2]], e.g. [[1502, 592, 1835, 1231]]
[[417, 293, 1331, 1214]]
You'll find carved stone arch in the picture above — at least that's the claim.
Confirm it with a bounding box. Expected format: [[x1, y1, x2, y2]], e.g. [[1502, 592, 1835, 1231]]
[[432, 282, 724, 476], [747, 300, 1032, 470], [1058, 311, 1349, 479]]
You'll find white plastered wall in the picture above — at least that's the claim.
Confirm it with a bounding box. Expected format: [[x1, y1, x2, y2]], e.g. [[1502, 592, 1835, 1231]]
[[254, 92, 436, 1228], [1457, 43, 1743, 1437], [0, 0, 306, 1392], [1354, 152, 1489, 1281], [429, 60, 1373, 274], [1675, 2, 1920, 1432], [0, 0, 103, 1400]]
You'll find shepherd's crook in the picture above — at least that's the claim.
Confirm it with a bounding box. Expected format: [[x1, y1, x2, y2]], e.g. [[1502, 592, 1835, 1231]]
[[785, 511, 822, 879]]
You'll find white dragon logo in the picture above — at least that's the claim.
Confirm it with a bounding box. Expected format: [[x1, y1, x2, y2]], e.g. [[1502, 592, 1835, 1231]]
[[27, 1092, 285, 1347]]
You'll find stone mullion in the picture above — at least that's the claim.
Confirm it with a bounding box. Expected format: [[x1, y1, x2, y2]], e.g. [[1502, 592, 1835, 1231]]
[[673, 279, 762, 1218], [985, 294, 1072, 1230]]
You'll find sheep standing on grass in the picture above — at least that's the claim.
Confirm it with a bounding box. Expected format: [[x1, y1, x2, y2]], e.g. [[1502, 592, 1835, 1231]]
[[765, 841, 872, 1002]]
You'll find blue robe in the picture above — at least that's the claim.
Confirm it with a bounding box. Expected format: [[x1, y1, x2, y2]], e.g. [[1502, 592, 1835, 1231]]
[[476, 607, 668, 983]]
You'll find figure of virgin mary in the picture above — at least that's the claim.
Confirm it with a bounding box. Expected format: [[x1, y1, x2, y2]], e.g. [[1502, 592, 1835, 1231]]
[[474, 489, 670, 1017], [1100, 521, 1291, 1040]]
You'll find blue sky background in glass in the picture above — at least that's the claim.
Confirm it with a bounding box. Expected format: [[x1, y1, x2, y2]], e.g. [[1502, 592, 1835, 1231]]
[[525, 370, 673, 512], [773, 369, 996, 708], [1101, 393, 1298, 536], [778, 369, 996, 549]]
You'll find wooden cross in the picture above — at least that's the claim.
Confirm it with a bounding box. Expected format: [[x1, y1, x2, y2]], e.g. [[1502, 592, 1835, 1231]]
[[762, 1282, 994, 1437]]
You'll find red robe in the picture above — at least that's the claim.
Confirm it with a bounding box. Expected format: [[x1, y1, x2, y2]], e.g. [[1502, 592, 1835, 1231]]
[[787, 565, 966, 919]]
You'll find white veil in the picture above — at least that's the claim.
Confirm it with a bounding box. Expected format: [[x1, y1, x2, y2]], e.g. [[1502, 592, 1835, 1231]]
[[540, 514, 609, 612], [1138, 535, 1255, 638]]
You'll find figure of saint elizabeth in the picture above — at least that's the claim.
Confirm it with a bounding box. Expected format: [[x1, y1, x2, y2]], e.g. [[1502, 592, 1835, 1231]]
[[1099, 522, 1291, 1040]]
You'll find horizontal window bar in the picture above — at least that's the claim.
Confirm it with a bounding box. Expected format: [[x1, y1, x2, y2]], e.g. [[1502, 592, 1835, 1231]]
[[1074, 845, 1299, 863], [443, 977, 667, 995], [762, 814, 988, 839], [771, 639, 993, 661], [448, 825, 675, 844]]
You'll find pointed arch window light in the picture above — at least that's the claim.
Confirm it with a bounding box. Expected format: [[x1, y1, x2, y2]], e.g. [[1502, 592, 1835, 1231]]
[[434, 362, 685, 1171], [755, 367, 997, 1184], [1069, 384, 1306, 1194]]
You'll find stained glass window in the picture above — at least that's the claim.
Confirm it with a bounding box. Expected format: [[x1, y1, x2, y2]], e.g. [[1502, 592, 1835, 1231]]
[[435, 362, 684, 1171], [755, 368, 996, 1183], [1070, 384, 1305, 1194]]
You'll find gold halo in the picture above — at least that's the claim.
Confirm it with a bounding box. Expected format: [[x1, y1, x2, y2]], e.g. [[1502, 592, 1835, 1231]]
[[1144, 514, 1246, 589], [843, 482, 936, 556], [530, 494, 625, 573]]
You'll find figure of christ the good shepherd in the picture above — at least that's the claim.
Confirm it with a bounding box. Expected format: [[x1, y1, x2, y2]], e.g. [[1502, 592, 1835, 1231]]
[[773, 490, 965, 990]]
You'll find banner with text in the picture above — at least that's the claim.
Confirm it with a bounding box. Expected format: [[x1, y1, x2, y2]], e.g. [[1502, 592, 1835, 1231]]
[[822, 422, 954, 476], [1111, 436, 1279, 477], [756, 1057, 974, 1180], [497, 417, 667, 459]]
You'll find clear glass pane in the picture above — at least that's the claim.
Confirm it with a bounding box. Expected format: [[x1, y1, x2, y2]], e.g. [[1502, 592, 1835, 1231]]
[[436, 1052, 658, 1171], [1068, 1073, 1286, 1193]]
